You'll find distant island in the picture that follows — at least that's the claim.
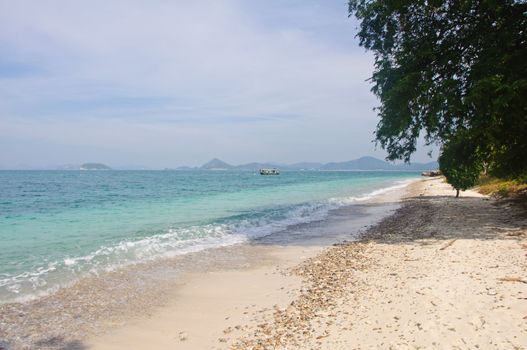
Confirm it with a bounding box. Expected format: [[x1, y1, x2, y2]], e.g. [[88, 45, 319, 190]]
[[200, 158, 235, 170], [1, 156, 438, 171], [172, 156, 438, 171], [79, 163, 112, 170]]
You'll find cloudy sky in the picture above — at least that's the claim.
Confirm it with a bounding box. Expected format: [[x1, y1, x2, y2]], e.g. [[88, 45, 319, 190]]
[[0, 0, 435, 168]]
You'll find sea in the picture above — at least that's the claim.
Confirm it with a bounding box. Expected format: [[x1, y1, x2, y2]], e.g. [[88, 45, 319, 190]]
[[0, 170, 419, 303]]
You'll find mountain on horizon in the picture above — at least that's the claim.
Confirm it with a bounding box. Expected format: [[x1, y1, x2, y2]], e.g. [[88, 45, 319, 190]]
[[196, 156, 438, 171], [200, 158, 234, 170], [0, 157, 437, 171]]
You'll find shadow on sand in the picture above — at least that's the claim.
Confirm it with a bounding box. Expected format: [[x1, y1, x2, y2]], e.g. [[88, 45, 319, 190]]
[[362, 195, 526, 244], [1, 337, 87, 350]]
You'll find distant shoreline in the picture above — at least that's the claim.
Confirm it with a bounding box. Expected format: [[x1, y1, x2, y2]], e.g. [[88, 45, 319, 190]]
[[0, 168, 428, 172], [0, 155, 439, 171]]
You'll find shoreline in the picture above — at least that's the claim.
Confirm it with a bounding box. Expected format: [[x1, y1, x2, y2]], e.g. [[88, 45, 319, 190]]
[[90, 177, 526, 349], [2, 177, 525, 349], [0, 176, 415, 305], [233, 177, 526, 349], [0, 178, 415, 350]]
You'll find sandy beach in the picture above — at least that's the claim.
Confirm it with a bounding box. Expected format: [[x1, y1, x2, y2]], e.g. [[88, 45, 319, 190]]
[[2, 177, 526, 349], [3, 1, 525, 349], [88, 177, 527, 350]]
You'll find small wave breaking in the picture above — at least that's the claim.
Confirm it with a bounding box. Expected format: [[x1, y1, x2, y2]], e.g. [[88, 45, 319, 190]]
[[0, 178, 415, 303]]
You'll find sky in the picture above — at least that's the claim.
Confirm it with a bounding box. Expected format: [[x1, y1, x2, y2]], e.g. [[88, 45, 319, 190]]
[[0, 0, 436, 169]]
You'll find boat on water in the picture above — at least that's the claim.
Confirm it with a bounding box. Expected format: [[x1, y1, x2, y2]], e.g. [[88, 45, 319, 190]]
[[259, 168, 280, 175]]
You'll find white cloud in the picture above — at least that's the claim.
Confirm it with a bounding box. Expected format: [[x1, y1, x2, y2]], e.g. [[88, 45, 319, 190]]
[[0, 0, 435, 167]]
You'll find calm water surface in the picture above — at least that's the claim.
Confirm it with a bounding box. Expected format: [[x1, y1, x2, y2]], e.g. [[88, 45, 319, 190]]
[[0, 170, 419, 302]]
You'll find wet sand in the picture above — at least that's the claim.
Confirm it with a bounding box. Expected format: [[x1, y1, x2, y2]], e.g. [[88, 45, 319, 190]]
[[2, 177, 526, 349]]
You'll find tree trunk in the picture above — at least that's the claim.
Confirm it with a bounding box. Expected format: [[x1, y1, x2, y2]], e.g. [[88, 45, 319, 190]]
[[456, 189, 460, 198]]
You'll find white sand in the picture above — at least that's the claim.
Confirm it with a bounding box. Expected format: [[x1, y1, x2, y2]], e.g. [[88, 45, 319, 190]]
[[87, 246, 320, 349]]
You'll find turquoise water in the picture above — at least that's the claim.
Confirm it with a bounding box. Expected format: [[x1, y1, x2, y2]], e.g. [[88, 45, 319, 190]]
[[0, 170, 418, 302]]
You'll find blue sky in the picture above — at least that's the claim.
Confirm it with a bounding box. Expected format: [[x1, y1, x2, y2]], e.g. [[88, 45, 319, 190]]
[[0, 0, 436, 168]]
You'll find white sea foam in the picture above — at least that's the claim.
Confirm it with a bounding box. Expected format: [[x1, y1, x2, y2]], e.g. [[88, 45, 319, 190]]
[[330, 178, 416, 205]]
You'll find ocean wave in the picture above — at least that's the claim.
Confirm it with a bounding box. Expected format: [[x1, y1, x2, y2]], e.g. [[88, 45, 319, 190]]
[[0, 178, 416, 303]]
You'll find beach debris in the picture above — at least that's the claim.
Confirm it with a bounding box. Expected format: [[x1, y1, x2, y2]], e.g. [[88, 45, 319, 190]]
[[506, 230, 525, 237], [178, 331, 188, 341], [231, 242, 372, 349], [486, 289, 497, 296], [470, 316, 486, 331], [498, 276, 527, 284], [439, 239, 457, 250], [316, 331, 329, 339]]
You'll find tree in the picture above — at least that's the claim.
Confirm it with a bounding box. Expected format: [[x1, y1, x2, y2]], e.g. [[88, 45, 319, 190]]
[[439, 131, 483, 197], [348, 0, 527, 179]]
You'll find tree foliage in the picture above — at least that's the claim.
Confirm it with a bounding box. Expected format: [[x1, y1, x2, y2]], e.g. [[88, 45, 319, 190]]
[[439, 131, 483, 197], [348, 0, 527, 180]]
